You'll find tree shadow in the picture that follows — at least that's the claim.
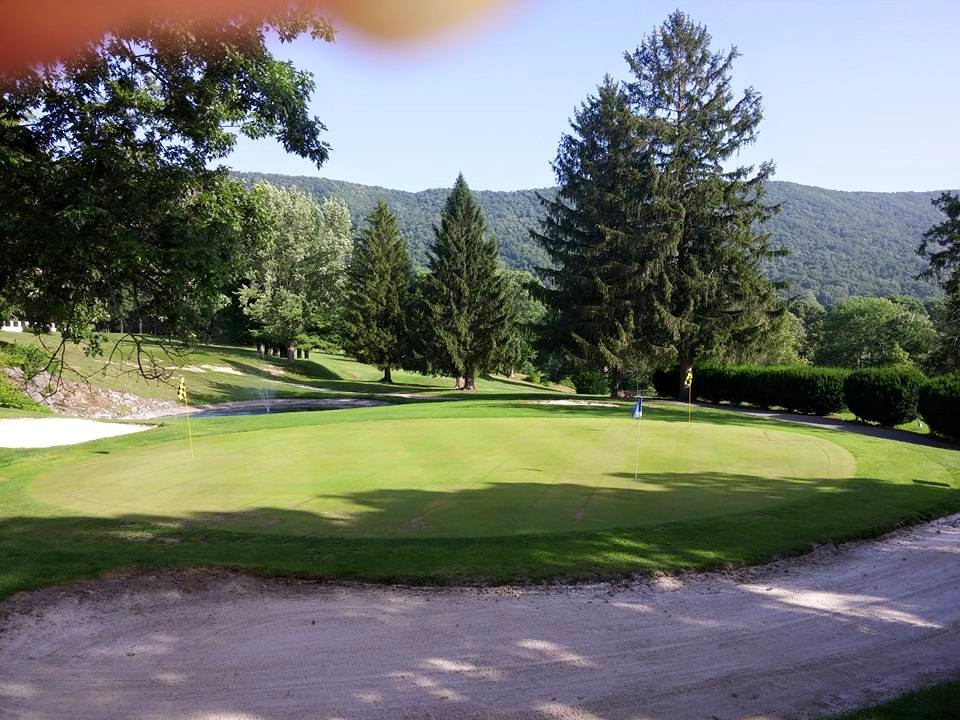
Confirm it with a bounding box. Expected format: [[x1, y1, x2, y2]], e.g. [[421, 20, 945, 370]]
[[1, 482, 958, 720]]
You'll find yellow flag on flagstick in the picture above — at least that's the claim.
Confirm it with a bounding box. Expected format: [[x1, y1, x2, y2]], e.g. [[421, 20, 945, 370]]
[[178, 376, 194, 459], [684, 367, 693, 425]]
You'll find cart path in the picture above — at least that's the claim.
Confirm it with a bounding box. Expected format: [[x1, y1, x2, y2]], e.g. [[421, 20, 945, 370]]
[[2, 514, 959, 720]]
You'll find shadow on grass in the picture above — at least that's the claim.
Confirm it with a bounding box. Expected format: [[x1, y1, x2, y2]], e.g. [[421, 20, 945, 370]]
[[2, 473, 957, 601]]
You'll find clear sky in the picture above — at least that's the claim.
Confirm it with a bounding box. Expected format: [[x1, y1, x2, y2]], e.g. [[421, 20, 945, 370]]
[[225, 0, 959, 193]]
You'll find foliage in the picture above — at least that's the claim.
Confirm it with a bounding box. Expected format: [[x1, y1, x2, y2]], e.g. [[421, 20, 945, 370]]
[[815, 296, 936, 368], [571, 370, 609, 395], [426, 175, 512, 390], [231, 174, 948, 306], [536, 12, 786, 396], [690, 363, 848, 416], [533, 75, 657, 394], [844, 367, 924, 426], [917, 192, 960, 293], [491, 271, 546, 376], [918, 375, 960, 439], [341, 200, 411, 381], [238, 183, 351, 357], [0, 9, 333, 373]]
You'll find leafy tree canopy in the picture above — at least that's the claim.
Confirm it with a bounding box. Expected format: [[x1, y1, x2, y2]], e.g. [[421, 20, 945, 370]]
[[239, 183, 351, 358], [0, 8, 334, 374]]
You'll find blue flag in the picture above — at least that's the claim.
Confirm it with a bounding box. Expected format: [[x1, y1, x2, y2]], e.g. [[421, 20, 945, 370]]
[[631, 397, 643, 419]]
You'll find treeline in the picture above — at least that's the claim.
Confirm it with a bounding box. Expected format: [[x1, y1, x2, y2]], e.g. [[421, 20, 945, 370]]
[[216, 175, 544, 389], [231, 178, 948, 307]]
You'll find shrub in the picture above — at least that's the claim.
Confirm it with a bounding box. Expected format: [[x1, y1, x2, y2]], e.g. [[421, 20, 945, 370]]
[[0, 341, 49, 377], [652, 367, 681, 398], [844, 367, 923, 426], [919, 375, 960, 439], [688, 364, 847, 415], [572, 369, 609, 395], [0, 376, 45, 411]]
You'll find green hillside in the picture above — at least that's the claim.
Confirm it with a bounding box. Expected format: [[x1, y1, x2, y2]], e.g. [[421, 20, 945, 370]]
[[234, 172, 951, 305]]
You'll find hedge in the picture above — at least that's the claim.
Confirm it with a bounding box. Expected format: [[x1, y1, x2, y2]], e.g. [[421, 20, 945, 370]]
[[844, 367, 923, 427], [572, 369, 609, 395], [919, 375, 960, 439], [654, 363, 848, 416]]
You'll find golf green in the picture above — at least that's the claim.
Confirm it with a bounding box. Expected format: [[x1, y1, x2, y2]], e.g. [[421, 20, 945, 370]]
[[29, 416, 857, 537]]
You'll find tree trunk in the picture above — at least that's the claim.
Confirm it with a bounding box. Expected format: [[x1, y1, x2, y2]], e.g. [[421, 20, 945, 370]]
[[304, 349, 310, 359], [138, 315, 143, 335], [380, 367, 393, 383], [286, 341, 296, 364], [463, 368, 476, 391], [608, 366, 623, 398]]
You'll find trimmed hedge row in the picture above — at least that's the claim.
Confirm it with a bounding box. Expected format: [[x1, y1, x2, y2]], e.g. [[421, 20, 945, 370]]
[[844, 367, 924, 427], [655, 364, 848, 416], [920, 375, 960, 439]]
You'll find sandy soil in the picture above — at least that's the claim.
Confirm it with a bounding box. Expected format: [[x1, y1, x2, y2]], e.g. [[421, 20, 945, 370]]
[[0, 417, 154, 448], [1, 515, 958, 720]]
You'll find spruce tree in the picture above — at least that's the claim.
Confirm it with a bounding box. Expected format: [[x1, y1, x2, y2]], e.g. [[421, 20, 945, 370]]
[[428, 174, 510, 390], [624, 11, 784, 393], [342, 200, 412, 382], [533, 76, 666, 395]]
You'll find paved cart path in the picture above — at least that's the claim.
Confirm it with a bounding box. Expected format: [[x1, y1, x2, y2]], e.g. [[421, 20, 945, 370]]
[[2, 515, 959, 720]]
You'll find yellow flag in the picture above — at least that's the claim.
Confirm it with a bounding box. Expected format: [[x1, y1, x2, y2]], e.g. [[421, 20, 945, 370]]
[[683, 368, 693, 389], [177, 376, 187, 403]]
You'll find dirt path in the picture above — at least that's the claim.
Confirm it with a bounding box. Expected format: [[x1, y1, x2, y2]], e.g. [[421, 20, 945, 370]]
[[2, 515, 958, 720]]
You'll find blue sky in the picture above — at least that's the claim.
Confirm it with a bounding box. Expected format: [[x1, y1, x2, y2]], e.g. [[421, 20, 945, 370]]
[[226, 0, 959, 193]]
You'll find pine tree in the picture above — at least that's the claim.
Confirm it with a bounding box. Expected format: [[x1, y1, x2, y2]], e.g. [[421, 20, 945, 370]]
[[428, 174, 511, 390], [624, 11, 784, 394], [342, 200, 412, 383], [533, 76, 667, 395]]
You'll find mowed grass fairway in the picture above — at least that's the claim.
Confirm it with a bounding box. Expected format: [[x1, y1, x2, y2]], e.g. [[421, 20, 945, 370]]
[[2, 401, 959, 597]]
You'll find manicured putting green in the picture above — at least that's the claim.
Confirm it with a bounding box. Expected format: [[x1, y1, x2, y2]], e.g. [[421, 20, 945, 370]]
[[30, 416, 856, 538]]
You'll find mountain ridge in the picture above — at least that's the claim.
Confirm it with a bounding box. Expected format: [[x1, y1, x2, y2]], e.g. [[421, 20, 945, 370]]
[[234, 171, 952, 305]]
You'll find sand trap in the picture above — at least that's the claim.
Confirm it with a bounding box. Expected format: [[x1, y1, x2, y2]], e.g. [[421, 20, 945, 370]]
[[2, 515, 957, 719], [0, 417, 153, 448], [533, 399, 621, 408]]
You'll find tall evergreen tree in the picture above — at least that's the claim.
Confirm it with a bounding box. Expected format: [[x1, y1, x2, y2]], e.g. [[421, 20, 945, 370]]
[[533, 76, 666, 395], [342, 200, 412, 383], [918, 192, 960, 370], [624, 11, 785, 392], [428, 174, 511, 390]]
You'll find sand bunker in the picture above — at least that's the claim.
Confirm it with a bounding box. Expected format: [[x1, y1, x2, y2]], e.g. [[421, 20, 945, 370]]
[[0, 417, 154, 448]]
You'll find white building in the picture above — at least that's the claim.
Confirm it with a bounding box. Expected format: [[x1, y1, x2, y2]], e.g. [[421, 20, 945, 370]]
[[1, 319, 27, 333], [1, 319, 56, 333]]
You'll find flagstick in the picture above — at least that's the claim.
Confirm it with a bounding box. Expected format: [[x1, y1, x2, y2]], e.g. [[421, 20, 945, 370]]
[[184, 389, 195, 460], [688, 384, 692, 426], [634, 378, 641, 483]]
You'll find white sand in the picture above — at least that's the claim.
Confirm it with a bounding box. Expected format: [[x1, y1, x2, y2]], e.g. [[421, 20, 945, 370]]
[[2, 515, 958, 719], [0, 417, 154, 448]]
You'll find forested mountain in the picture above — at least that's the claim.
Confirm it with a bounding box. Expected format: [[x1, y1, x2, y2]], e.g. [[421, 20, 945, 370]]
[[234, 172, 951, 305]]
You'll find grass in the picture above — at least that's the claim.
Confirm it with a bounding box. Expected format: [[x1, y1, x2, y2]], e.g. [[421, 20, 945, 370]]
[[1, 399, 959, 599], [2, 332, 569, 405], [826, 680, 960, 719]]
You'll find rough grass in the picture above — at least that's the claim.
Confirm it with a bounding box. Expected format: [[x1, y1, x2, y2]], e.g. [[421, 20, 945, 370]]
[[826, 680, 960, 719], [1, 401, 959, 600], [2, 332, 569, 404]]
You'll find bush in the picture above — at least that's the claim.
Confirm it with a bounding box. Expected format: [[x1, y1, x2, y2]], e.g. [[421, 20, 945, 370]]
[[670, 363, 848, 415], [652, 367, 681, 398], [0, 341, 49, 377], [919, 375, 960, 439], [844, 367, 923, 426], [572, 369, 609, 395], [0, 376, 45, 411]]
